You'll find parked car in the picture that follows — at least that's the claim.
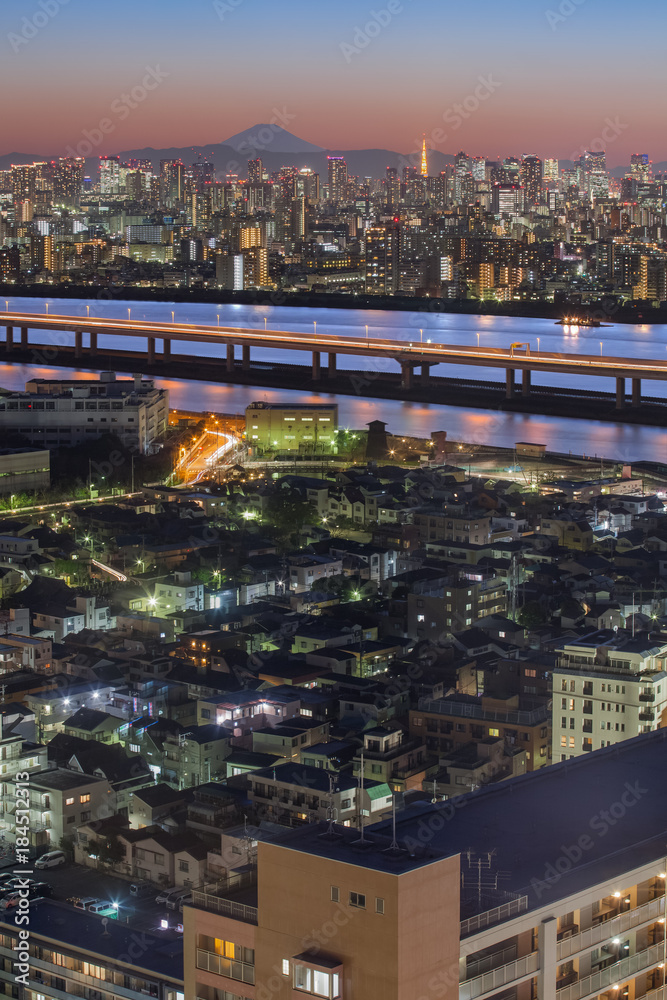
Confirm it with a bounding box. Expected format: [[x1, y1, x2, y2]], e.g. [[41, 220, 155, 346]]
[[155, 886, 178, 905], [129, 881, 154, 898], [73, 897, 101, 911], [88, 900, 117, 914], [0, 892, 22, 909], [34, 851, 66, 870], [166, 888, 191, 910], [177, 892, 193, 912]]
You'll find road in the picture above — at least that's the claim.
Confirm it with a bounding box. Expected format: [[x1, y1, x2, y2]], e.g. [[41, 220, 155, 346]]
[[175, 415, 244, 485], [5, 311, 667, 381]]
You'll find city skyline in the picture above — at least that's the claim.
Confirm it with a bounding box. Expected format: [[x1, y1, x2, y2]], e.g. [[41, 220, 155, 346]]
[[2, 0, 664, 164]]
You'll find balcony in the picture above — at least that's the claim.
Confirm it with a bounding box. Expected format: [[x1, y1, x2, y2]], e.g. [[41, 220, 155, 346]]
[[557, 895, 665, 962], [639, 710, 655, 721], [459, 952, 539, 1000], [460, 896, 528, 938], [639, 692, 656, 702], [556, 943, 665, 1000], [191, 870, 258, 925]]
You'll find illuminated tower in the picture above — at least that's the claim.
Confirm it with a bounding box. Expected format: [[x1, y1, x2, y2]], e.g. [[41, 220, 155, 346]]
[[421, 136, 428, 178]]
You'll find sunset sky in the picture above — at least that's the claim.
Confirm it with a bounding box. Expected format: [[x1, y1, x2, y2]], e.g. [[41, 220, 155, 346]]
[[1, 0, 662, 165]]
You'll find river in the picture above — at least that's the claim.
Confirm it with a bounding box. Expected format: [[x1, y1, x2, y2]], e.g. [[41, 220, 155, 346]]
[[1, 295, 666, 464]]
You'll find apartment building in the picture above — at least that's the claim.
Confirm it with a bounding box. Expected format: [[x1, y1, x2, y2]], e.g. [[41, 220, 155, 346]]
[[245, 401, 338, 454], [552, 630, 667, 760], [0, 900, 184, 1000], [411, 693, 551, 770], [185, 729, 667, 1000], [412, 504, 493, 544]]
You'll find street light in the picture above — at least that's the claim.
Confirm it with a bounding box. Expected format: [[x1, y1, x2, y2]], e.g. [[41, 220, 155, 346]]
[[86, 305, 90, 317], [600, 341, 603, 356], [127, 308, 131, 321], [217, 314, 220, 327], [264, 317, 268, 331], [537, 337, 540, 352], [313, 321, 317, 336], [365, 325, 369, 339], [476, 332, 480, 348], [171, 311, 175, 323], [45, 302, 49, 314], [420, 329, 423, 343]]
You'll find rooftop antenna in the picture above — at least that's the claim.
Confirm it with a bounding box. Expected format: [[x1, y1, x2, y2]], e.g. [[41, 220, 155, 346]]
[[353, 751, 366, 844], [325, 772, 338, 836]]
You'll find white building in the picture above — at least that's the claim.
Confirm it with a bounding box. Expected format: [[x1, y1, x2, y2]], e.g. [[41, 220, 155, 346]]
[[553, 630, 667, 760], [0, 373, 169, 454]]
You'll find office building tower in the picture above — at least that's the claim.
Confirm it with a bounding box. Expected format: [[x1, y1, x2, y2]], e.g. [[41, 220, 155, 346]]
[[630, 153, 650, 181], [192, 160, 215, 192], [297, 167, 320, 202], [471, 157, 486, 182], [521, 155, 543, 205], [543, 158, 559, 183], [492, 183, 525, 216], [328, 156, 348, 202], [99, 155, 121, 195]]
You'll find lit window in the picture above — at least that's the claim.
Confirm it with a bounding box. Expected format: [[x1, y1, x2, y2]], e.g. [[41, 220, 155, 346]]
[[65, 797, 74, 806], [80, 794, 91, 804], [489, 728, 500, 737], [282, 959, 290, 976]]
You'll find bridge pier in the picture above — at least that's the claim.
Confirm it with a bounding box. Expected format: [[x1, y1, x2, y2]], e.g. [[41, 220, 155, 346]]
[[616, 377, 625, 410], [312, 351, 321, 380], [328, 353, 337, 378], [632, 378, 641, 407], [401, 362, 413, 390], [522, 369, 531, 397], [421, 364, 431, 386], [20, 327, 27, 349], [506, 368, 515, 399], [5, 326, 12, 352], [226, 343, 235, 373], [242, 345, 250, 371], [89, 332, 97, 353], [163, 338, 171, 360], [147, 337, 156, 363], [75, 330, 82, 359]]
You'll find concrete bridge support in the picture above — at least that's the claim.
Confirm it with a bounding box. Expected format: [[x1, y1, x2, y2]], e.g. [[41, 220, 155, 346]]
[[226, 343, 235, 373], [328, 353, 337, 378], [89, 332, 97, 353], [421, 364, 431, 386], [506, 368, 515, 399], [632, 378, 641, 407], [616, 377, 625, 410], [20, 327, 27, 349], [401, 362, 414, 390], [75, 330, 82, 358], [522, 369, 531, 398], [242, 345, 250, 371], [312, 352, 321, 380], [147, 337, 156, 364], [5, 326, 12, 352]]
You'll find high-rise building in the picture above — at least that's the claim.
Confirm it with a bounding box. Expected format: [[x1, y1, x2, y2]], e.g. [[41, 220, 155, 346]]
[[160, 159, 184, 206], [386, 167, 400, 208], [492, 183, 525, 216], [99, 155, 121, 195], [297, 167, 320, 203], [52, 157, 84, 207], [216, 251, 244, 290], [543, 158, 559, 183], [248, 157, 263, 184], [630, 153, 650, 181], [327, 156, 348, 202], [365, 225, 399, 294], [192, 160, 215, 191], [521, 155, 543, 204]]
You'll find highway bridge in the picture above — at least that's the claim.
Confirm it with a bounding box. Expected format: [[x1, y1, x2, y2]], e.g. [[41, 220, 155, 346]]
[[2, 311, 666, 411]]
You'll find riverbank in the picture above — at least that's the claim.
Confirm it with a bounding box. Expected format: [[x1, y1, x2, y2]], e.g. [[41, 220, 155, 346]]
[[0, 283, 663, 326]]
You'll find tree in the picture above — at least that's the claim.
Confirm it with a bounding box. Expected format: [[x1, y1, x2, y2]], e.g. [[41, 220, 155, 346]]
[[265, 491, 318, 546], [517, 601, 546, 627]]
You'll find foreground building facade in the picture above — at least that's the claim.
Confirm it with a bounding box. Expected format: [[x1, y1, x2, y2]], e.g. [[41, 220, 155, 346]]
[[185, 729, 667, 1000]]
